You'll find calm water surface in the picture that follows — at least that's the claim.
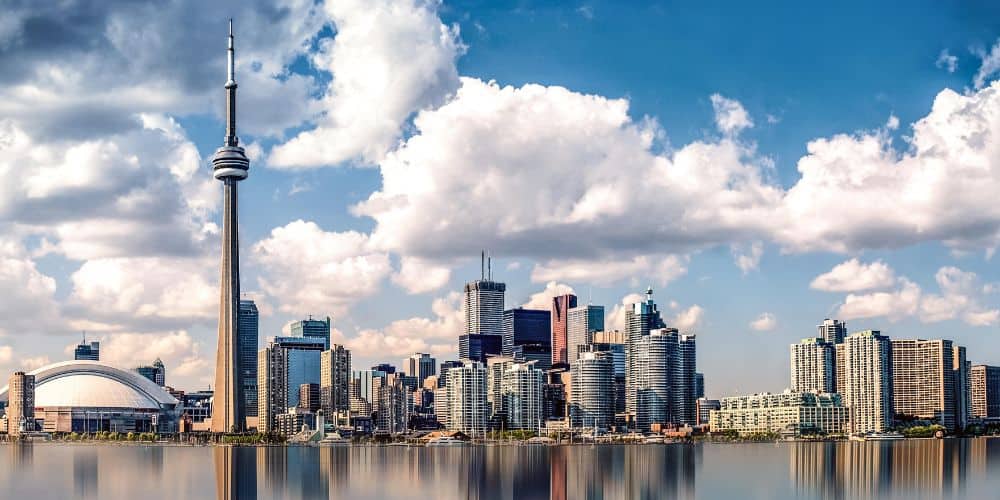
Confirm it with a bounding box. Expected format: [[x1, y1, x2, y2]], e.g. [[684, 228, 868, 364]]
[[1, 439, 999, 499]]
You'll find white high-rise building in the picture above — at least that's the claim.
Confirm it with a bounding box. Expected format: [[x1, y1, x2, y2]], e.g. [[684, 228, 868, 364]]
[[487, 356, 516, 422], [791, 338, 836, 393], [501, 362, 544, 430], [842, 330, 894, 434], [566, 305, 604, 363], [634, 330, 674, 432], [446, 361, 489, 435], [890, 339, 969, 431], [464, 256, 506, 336], [625, 287, 666, 416], [570, 351, 615, 430]]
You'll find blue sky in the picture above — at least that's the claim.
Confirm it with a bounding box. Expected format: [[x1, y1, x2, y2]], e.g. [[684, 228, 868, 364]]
[[0, 0, 999, 396]]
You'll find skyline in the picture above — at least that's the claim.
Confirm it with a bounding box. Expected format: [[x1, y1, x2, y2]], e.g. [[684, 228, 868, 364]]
[[0, 1, 999, 398]]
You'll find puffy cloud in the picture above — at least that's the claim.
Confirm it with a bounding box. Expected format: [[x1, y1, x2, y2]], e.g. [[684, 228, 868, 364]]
[[776, 82, 1000, 253], [521, 281, 575, 310], [98, 331, 212, 384], [837, 267, 998, 326], [356, 78, 780, 268], [392, 256, 452, 294], [67, 256, 216, 331], [670, 304, 704, 332], [0, 241, 62, 336], [749, 312, 777, 331], [531, 255, 687, 287], [974, 38, 1000, 89], [606, 293, 646, 332], [269, 0, 464, 168], [810, 258, 896, 292], [252, 220, 392, 315], [710, 93, 754, 135], [343, 292, 461, 361], [20, 356, 51, 371], [732, 241, 763, 274], [936, 49, 958, 74]]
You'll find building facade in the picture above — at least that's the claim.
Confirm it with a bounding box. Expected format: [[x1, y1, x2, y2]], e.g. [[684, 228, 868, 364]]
[[890, 339, 969, 431], [374, 374, 410, 434], [551, 294, 578, 366], [971, 365, 1000, 420], [569, 351, 614, 430], [403, 353, 436, 387], [625, 287, 666, 416], [257, 336, 325, 433], [238, 299, 259, 417], [817, 318, 847, 344], [135, 358, 166, 386], [74, 340, 100, 361], [501, 362, 544, 430], [446, 361, 489, 435], [791, 337, 837, 394], [709, 391, 849, 437], [842, 330, 894, 434], [464, 275, 506, 337], [6, 371, 35, 436], [566, 305, 605, 364], [289, 317, 332, 350], [503, 308, 552, 371], [459, 334, 502, 363], [320, 345, 351, 416]]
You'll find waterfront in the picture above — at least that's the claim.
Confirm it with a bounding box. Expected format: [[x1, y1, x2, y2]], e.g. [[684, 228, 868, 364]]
[[1, 439, 999, 499]]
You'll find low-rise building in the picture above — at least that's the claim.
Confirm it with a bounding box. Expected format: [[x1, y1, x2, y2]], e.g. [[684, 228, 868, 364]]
[[709, 391, 849, 437]]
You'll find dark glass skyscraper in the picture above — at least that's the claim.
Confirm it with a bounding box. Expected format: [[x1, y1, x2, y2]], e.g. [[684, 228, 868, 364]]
[[290, 317, 331, 350], [459, 334, 502, 363], [135, 358, 166, 386], [74, 340, 100, 361], [238, 300, 259, 416], [625, 287, 666, 416], [503, 308, 551, 350]]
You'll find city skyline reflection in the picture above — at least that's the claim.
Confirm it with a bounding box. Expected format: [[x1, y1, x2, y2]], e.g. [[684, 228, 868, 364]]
[[2, 440, 1000, 499]]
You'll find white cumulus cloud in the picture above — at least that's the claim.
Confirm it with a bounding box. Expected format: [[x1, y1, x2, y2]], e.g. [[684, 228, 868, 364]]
[[810, 258, 897, 292]]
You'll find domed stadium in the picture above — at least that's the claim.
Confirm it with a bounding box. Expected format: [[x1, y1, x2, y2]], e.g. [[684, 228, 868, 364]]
[[0, 361, 180, 433]]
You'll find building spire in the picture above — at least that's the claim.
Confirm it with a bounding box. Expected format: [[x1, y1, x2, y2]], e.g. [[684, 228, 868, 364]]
[[225, 18, 238, 147]]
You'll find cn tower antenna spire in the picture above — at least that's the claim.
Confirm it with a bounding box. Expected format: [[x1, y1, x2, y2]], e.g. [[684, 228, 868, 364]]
[[225, 18, 238, 147]]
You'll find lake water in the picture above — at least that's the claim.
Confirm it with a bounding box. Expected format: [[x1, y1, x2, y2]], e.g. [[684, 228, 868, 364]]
[[1, 439, 999, 499]]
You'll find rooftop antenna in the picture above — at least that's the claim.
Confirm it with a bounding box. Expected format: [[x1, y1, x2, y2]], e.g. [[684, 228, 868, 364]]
[[481, 250, 485, 280], [488, 252, 492, 281]]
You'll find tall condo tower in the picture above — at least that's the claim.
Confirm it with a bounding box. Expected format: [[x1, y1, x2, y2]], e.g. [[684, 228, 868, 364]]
[[211, 20, 250, 433]]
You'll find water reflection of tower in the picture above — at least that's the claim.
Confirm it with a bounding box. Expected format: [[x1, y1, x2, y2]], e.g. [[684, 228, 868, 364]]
[[790, 442, 843, 498], [550, 446, 567, 500], [9, 442, 32, 471], [214, 446, 256, 500], [457, 447, 488, 499], [73, 447, 98, 499], [484, 446, 548, 499]]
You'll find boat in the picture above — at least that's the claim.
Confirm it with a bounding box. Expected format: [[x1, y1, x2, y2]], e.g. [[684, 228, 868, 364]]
[[426, 436, 467, 446], [318, 432, 350, 446], [851, 432, 905, 441]]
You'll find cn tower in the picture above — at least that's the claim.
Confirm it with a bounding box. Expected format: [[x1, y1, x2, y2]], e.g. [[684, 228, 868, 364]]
[[211, 20, 249, 433]]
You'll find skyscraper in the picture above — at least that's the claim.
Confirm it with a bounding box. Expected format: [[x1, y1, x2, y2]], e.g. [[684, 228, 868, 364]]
[[633, 330, 674, 431], [791, 337, 836, 393], [889, 338, 970, 431], [551, 294, 578, 366], [74, 338, 100, 361], [257, 336, 325, 433], [625, 287, 666, 416], [403, 353, 436, 387], [842, 330, 893, 434], [320, 345, 351, 416], [7, 371, 35, 436], [503, 308, 551, 358], [135, 358, 166, 386], [211, 21, 251, 433], [817, 319, 847, 344], [238, 300, 259, 417], [675, 334, 697, 426], [459, 334, 502, 362], [566, 305, 604, 363], [501, 362, 544, 430], [569, 351, 614, 430], [446, 361, 489, 435], [970, 365, 1000, 419], [290, 317, 332, 350], [464, 254, 506, 337], [374, 373, 410, 434]]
